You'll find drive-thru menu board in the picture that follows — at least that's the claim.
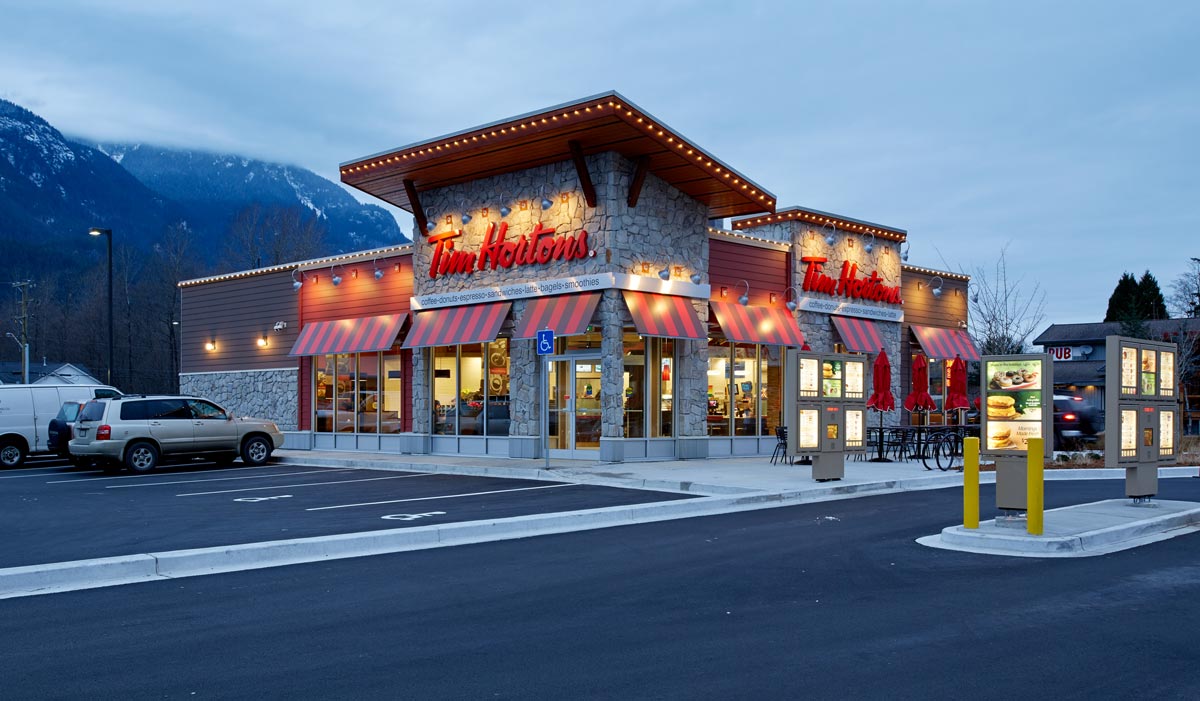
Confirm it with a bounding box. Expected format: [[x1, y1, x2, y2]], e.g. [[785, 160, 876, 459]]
[[981, 353, 1053, 458], [1105, 335, 1178, 471], [785, 351, 868, 478]]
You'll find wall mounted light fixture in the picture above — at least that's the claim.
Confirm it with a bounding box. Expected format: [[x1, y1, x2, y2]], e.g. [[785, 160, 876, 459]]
[[900, 243, 910, 261], [690, 272, 702, 285], [499, 192, 512, 218], [204, 341, 217, 352], [291, 269, 305, 292], [374, 259, 385, 280], [864, 233, 875, 253], [460, 200, 472, 225], [824, 224, 837, 246], [930, 276, 944, 298], [540, 187, 555, 210], [657, 266, 670, 281], [256, 336, 269, 348], [331, 266, 343, 287], [735, 280, 750, 306], [720, 286, 728, 298], [784, 285, 802, 311]]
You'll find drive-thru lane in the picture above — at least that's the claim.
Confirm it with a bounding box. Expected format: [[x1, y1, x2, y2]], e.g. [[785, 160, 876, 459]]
[[0, 461, 694, 569]]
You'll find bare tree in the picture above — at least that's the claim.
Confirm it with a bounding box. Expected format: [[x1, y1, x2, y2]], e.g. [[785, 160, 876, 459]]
[[1168, 257, 1200, 318], [966, 244, 1048, 354], [223, 204, 326, 271]]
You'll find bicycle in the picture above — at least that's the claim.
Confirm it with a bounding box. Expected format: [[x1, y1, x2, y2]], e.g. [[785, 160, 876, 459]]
[[922, 430, 964, 471]]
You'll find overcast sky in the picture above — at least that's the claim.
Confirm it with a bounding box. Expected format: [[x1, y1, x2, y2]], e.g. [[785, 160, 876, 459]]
[[3, 1, 1196, 328]]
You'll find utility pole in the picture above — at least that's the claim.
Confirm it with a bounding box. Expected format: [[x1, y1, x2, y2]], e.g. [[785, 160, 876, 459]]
[[11, 280, 32, 383]]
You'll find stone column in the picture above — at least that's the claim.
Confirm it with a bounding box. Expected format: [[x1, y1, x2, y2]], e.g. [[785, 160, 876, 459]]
[[508, 329, 540, 458], [675, 300, 709, 459], [410, 346, 431, 453], [599, 289, 626, 462]]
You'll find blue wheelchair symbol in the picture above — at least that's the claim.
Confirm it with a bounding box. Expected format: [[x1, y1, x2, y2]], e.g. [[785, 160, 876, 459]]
[[536, 329, 554, 356]]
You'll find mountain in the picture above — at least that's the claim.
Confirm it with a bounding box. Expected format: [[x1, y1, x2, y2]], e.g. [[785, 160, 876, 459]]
[[0, 99, 177, 269], [92, 143, 407, 262], [0, 97, 407, 275]]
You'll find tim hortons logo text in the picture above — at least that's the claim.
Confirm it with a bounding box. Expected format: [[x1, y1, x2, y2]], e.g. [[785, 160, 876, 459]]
[[427, 221, 593, 279], [800, 256, 903, 305]]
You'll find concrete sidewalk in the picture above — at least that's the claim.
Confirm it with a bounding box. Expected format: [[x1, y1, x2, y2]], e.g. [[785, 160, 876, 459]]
[[3, 450, 1198, 599]]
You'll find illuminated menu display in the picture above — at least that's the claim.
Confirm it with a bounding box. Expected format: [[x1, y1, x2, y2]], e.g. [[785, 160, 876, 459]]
[[846, 409, 863, 447], [845, 361, 864, 398], [822, 360, 843, 398], [1121, 346, 1137, 395], [1141, 349, 1157, 396], [1120, 409, 1137, 457], [1160, 411, 1174, 454], [983, 357, 1045, 452], [797, 409, 819, 448], [1161, 351, 1175, 396], [799, 358, 819, 397]]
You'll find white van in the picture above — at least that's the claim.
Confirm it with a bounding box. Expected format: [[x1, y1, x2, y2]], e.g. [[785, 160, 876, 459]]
[[0, 384, 122, 467]]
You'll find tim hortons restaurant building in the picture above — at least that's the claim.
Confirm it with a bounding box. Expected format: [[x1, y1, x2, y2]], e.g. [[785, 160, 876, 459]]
[[179, 92, 977, 462]]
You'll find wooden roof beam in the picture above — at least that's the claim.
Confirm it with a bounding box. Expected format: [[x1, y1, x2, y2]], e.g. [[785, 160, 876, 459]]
[[568, 140, 596, 207], [403, 179, 428, 235], [627, 156, 650, 208]]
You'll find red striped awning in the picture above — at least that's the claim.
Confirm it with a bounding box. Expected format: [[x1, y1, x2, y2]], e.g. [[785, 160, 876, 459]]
[[513, 293, 601, 339], [831, 316, 886, 354], [710, 301, 805, 346], [289, 314, 405, 356], [911, 325, 980, 361], [402, 302, 511, 348], [623, 291, 706, 340]]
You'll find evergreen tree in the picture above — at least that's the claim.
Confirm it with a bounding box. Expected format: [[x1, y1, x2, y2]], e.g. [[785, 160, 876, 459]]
[[1135, 270, 1168, 319], [1104, 272, 1139, 322]]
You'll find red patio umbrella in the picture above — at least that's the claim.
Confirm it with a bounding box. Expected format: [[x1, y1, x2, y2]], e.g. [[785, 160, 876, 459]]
[[867, 349, 895, 411], [945, 354, 969, 412], [866, 349, 896, 462], [903, 354, 936, 412]]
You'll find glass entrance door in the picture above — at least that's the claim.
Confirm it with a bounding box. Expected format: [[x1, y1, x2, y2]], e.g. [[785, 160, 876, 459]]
[[547, 357, 603, 458]]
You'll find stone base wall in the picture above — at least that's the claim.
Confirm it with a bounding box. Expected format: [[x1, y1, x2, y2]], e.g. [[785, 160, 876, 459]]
[[180, 368, 298, 430]]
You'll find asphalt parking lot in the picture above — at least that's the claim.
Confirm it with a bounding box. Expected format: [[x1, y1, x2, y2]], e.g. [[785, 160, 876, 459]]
[[0, 457, 694, 569]]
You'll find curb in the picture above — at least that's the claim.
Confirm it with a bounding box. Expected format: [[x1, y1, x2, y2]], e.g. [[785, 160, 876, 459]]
[[934, 499, 1200, 557]]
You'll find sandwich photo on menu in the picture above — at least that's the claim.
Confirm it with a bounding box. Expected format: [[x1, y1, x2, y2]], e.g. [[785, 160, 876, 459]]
[[986, 395, 1021, 420]]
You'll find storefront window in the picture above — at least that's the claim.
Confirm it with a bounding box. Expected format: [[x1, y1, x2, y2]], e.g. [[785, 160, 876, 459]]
[[381, 352, 403, 434], [332, 354, 353, 432], [928, 357, 945, 425], [315, 354, 335, 433], [433, 346, 457, 434], [357, 354, 379, 433], [430, 341, 510, 436], [623, 334, 645, 438], [732, 344, 757, 436], [761, 346, 782, 436], [650, 338, 674, 438], [707, 343, 732, 436]]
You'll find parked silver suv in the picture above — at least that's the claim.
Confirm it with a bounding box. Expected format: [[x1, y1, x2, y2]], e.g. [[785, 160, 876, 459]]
[[70, 395, 284, 472]]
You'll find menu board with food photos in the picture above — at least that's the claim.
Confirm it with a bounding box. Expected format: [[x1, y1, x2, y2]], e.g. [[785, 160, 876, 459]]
[[981, 354, 1051, 455], [821, 360, 843, 398], [844, 361, 864, 398], [798, 358, 820, 397], [1141, 349, 1158, 395], [1161, 351, 1175, 396]]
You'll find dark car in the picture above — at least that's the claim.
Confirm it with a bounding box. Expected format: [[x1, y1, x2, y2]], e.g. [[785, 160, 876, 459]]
[[47, 401, 86, 461], [1053, 394, 1101, 450]]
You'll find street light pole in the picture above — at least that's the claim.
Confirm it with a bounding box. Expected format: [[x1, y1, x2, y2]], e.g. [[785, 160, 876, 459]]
[[88, 227, 113, 386]]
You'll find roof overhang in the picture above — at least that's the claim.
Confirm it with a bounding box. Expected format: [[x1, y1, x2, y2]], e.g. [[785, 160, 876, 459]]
[[340, 91, 776, 220], [731, 205, 907, 243]]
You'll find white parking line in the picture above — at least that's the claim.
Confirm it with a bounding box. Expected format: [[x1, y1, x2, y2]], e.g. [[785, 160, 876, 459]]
[[45, 464, 278, 484], [0, 470, 105, 480], [176, 473, 435, 497], [0, 463, 75, 474], [105, 468, 359, 489], [306, 483, 578, 511]]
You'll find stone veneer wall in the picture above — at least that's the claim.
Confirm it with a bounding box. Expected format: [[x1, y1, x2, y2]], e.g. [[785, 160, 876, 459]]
[[408, 152, 710, 454], [181, 368, 298, 430]]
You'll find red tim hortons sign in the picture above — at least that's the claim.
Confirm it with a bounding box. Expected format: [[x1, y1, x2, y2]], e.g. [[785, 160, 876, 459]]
[[427, 221, 593, 279], [800, 256, 902, 305]]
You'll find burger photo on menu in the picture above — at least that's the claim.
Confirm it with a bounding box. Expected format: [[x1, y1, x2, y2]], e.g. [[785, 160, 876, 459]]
[[986, 395, 1020, 420]]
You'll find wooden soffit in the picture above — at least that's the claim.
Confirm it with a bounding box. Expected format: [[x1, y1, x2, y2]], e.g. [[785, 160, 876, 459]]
[[730, 206, 908, 243], [340, 91, 776, 220]]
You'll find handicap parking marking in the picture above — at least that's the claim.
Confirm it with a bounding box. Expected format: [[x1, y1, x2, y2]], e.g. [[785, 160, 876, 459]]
[[234, 494, 295, 503], [175, 472, 436, 497], [381, 511, 446, 521], [45, 464, 280, 484], [104, 468, 360, 489], [306, 483, 579, 511]]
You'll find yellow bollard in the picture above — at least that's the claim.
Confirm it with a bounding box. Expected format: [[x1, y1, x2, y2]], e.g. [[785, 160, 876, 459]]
[[963, 437, 979, 529], [1026, 437, 1044, 535]]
